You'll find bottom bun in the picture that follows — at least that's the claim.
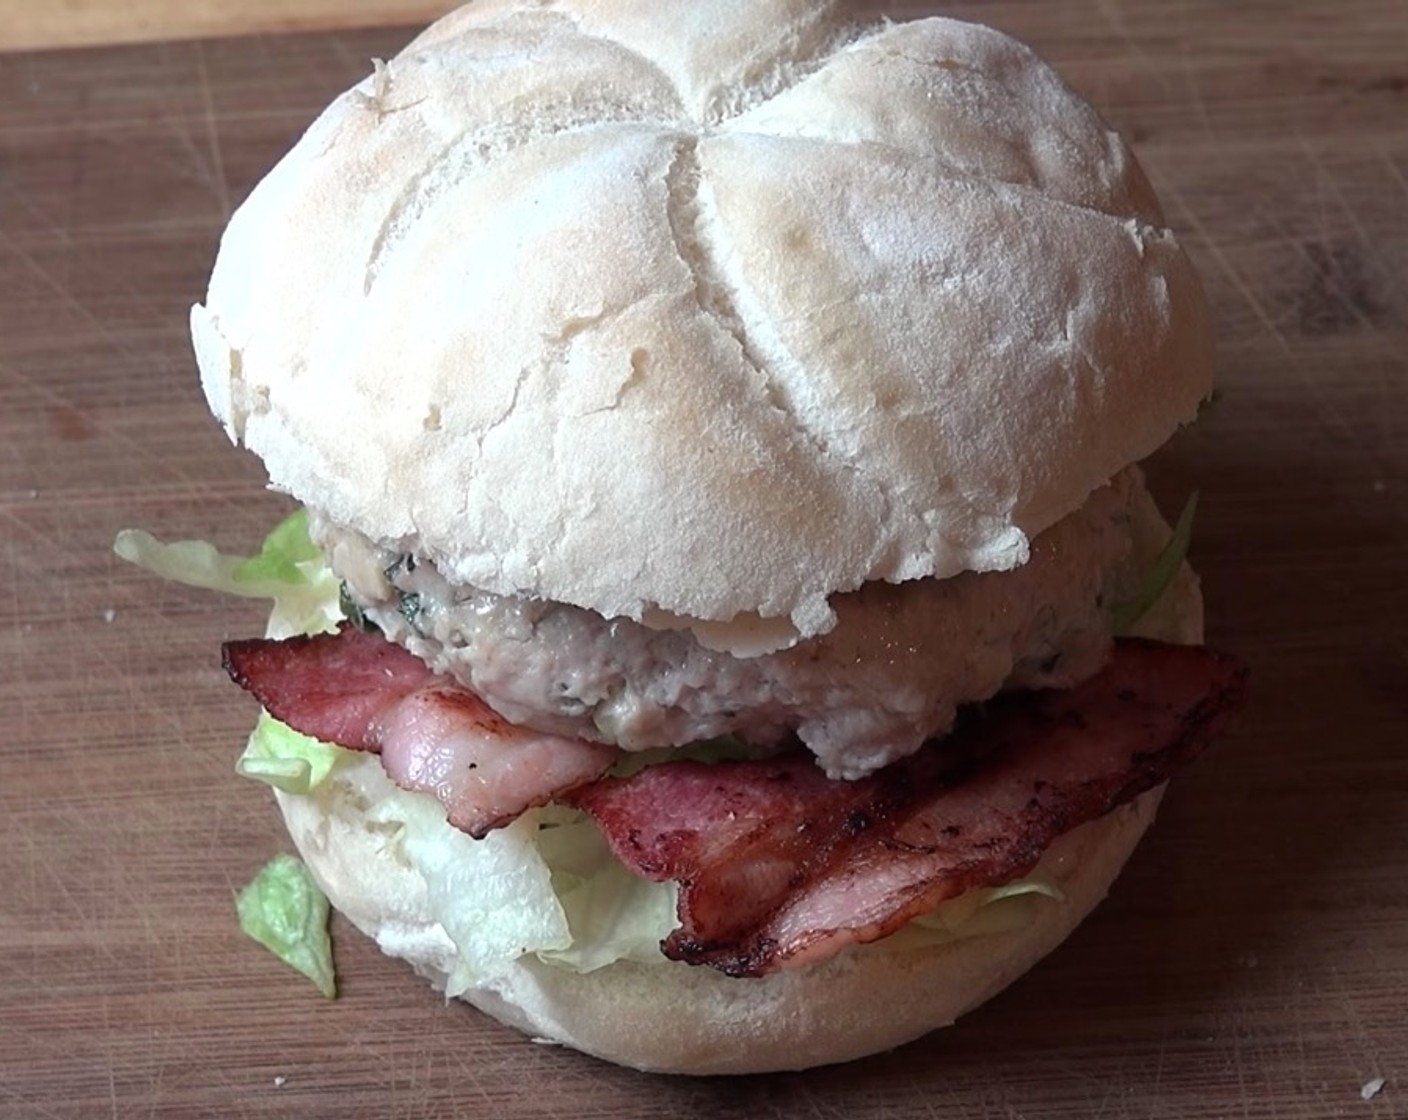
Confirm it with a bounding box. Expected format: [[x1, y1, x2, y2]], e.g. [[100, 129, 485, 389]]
[[276, 501, 1204, 1075]]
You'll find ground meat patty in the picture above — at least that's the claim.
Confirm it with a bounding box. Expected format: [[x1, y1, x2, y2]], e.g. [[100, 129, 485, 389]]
[[313, 469, 1149, 778]]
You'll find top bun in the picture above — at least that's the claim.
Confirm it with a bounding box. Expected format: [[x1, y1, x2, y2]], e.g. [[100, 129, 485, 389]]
[[193, 0, 1212, 642]]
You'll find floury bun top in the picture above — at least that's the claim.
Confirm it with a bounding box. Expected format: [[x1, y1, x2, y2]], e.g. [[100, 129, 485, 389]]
[[191, 0, 1212, 654]]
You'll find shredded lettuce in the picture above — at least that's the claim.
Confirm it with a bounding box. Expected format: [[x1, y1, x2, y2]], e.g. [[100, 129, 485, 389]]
[[237, 714, 346, 795], [365, 794, 572, 995], [533, 808, 678, 972], [236, 853, 337, 998], [1112, 491, 1198, 635], [232, 508, 323, 585], [909, 879, 1063, 936], [113, 509, 341, 638]]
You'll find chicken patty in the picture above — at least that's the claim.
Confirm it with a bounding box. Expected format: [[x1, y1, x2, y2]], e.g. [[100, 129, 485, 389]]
[[314, 469, 1150, 778]]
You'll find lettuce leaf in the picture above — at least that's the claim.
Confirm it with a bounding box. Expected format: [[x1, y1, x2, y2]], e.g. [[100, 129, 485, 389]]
[[533, 808, 678, 972], [236, 853, 337, 998], [237, 714, 346, 795], [367, 794, 572, 995], [113, 510, 341, 638], [1112, 491, 1198, 635], [232, 508, 323, 585]]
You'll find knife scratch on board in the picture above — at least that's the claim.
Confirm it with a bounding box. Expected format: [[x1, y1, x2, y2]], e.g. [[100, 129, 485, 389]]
[[192, 40, 231, 220]]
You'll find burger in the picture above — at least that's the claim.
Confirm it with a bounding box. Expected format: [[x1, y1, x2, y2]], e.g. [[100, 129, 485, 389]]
[[153, 0, 1247, 1074]]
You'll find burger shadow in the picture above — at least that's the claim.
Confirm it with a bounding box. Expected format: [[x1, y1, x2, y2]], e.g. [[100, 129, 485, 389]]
[[681, 412, 1408, 1103]]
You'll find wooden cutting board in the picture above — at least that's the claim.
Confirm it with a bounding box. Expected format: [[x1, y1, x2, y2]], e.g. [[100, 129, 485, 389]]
[[2, 2, 1405, 1117], [0, 0, 451, 51]]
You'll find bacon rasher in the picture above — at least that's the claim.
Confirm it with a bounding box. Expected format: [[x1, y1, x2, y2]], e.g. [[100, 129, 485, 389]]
[[567, 639, 1247, 976], [222, 625, 617, 838]]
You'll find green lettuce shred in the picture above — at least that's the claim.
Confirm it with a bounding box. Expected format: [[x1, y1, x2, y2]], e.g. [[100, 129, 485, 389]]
[[113, 509, 341, 638], [237, 714, 346, 795], [532, 809, 678, 972], [236, 853, 336, 998], [232, 508, 323, 585], [1112, 492, 1198, 635]]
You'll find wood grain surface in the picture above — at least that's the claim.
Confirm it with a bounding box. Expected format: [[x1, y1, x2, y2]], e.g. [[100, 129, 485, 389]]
[[0, 0, 452, 52], [2, 2, 1406, 1117]]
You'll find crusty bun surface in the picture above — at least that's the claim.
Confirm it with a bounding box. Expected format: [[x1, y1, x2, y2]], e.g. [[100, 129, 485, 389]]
[[273, 495, 1204, 1076], [193, 0, 1212, 646]]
